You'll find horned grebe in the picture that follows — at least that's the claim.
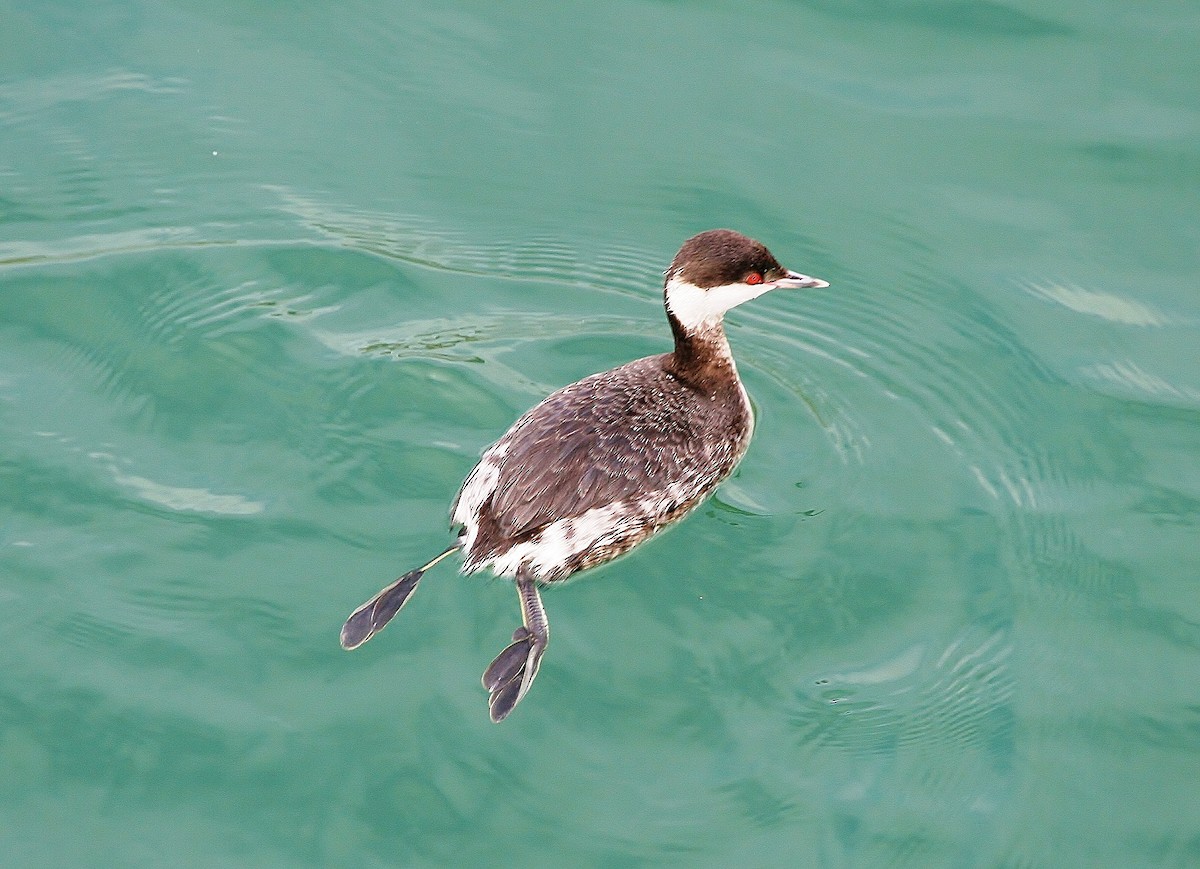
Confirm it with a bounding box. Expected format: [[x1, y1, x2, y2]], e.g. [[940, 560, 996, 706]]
[[340, 229, 828, 722]]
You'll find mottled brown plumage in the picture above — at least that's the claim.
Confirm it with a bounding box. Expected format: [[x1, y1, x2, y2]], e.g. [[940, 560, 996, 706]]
[[454, 343, 750, 580]]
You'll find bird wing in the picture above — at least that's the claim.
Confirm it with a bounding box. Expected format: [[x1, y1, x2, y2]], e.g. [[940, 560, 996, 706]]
[[471, 359, 739, 541]]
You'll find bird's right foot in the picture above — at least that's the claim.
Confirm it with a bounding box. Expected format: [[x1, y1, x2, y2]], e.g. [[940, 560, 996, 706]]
[[481, 576, 549, 722]]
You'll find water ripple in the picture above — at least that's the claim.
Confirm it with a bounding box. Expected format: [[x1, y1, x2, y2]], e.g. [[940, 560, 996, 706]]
[[1023, 280, 1170, 327], [1084, 360, 1200, 406], [0, 69, 186, 122], [793, 629, 1015, 756], [266, 186, 664, 298], [740, 261, 1061, 517], [109, 468, 264, 516]]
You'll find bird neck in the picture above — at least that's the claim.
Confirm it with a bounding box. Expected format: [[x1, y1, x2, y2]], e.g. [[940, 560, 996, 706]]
[[665, 308, 742, 393]]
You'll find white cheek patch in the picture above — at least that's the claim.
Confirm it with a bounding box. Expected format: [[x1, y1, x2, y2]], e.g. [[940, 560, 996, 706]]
[[664, 276, 774, 331]]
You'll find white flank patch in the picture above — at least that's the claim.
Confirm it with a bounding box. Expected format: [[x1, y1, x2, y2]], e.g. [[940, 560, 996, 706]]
[[664, 276, 775, 332], [481, 475, 727, 579], [485, 499, 644, 578]]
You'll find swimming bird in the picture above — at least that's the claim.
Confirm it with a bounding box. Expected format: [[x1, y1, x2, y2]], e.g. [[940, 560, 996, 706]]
[[340, 229, 828, 722]]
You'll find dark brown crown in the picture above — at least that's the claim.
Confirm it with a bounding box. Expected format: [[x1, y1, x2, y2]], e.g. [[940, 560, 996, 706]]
[[666, 229, 788, 288]]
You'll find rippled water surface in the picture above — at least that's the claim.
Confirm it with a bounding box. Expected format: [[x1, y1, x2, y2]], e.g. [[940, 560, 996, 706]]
[[3, 1, 1199, 866]]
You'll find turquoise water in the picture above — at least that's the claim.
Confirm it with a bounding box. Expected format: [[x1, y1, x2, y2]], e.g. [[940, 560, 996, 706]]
[[3, 1, 1199, 865]]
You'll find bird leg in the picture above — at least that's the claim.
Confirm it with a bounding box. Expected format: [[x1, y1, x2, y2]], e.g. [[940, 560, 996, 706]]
[[481, 573, 549, 722]]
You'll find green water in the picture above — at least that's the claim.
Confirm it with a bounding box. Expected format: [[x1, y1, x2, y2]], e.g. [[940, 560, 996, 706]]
[[3, 1, 1199, 866]]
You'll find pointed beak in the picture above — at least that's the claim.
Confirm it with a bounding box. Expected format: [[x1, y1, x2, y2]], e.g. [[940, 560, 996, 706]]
[[769, 269, 829, 290]]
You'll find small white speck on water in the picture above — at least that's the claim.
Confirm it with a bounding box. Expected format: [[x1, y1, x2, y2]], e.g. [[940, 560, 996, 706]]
[[212, 150, 218, 156]]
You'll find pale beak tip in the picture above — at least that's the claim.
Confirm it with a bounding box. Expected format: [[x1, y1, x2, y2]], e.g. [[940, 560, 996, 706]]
[[779, 270, 829, 290]]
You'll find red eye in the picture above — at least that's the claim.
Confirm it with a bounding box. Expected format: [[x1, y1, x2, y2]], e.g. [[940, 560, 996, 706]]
[[745, 273, 763, 285]]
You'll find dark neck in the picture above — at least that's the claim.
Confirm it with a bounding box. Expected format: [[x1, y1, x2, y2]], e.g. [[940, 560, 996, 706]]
[[664, 308, 742, 393]]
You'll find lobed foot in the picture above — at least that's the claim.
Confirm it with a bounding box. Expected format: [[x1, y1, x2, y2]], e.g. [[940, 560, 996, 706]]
[[339, 545, 460, 651], [482, 625, 547, 723], [340, 568, 423, 650]]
